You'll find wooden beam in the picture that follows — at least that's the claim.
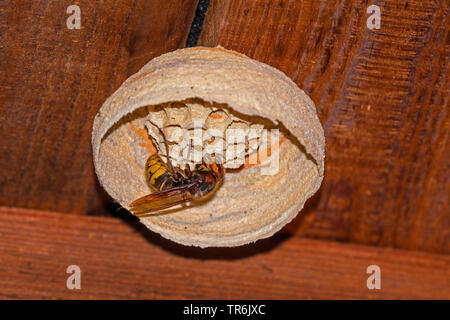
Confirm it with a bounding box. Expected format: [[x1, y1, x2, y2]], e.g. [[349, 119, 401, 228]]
[[0, 206, 448, 299], [0, 0, 198, 215]]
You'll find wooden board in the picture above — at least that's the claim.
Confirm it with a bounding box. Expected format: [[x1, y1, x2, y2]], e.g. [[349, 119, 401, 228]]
[[0, 206, 448, 299], [0, 0, 198, 215], [198, 0, 449, 253]]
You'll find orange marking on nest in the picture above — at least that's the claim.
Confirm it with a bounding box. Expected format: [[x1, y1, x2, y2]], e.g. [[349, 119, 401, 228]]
[[128, 70, 155, 84], [208, 113, 223, 119], [129, 123, 157, 155], [243, 136, 286, 169]]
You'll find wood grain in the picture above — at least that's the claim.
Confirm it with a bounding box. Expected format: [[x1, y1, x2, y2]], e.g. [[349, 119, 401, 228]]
[[199, 0, 450, 253], [0, 206, 448, 299], [0, 0, 198, 215], [0, 0, 448, 255]]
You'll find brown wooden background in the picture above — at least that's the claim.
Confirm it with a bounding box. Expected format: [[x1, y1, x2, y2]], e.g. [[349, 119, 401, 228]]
[[0, 0, 448, 299]]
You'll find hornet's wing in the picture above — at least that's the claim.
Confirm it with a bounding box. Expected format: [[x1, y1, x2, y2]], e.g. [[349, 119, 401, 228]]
[[129, 186, 193, 217]]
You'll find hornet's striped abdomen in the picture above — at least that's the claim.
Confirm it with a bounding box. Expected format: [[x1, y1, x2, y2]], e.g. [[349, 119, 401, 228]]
[[131, 153, 224, 216], [145, 154, 173, 191]]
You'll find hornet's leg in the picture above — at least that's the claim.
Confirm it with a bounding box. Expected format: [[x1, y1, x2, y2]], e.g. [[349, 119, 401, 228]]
[[185, 163, 192, 178], [156, 126, 178, 180]]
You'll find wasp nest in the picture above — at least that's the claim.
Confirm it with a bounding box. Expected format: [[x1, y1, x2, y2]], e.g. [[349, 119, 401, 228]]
[[92, 47, 325, 247]]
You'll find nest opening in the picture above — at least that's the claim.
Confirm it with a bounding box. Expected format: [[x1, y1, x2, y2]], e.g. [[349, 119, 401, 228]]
[[100, 97, 313, 180], [96, 97, 320, 245]]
